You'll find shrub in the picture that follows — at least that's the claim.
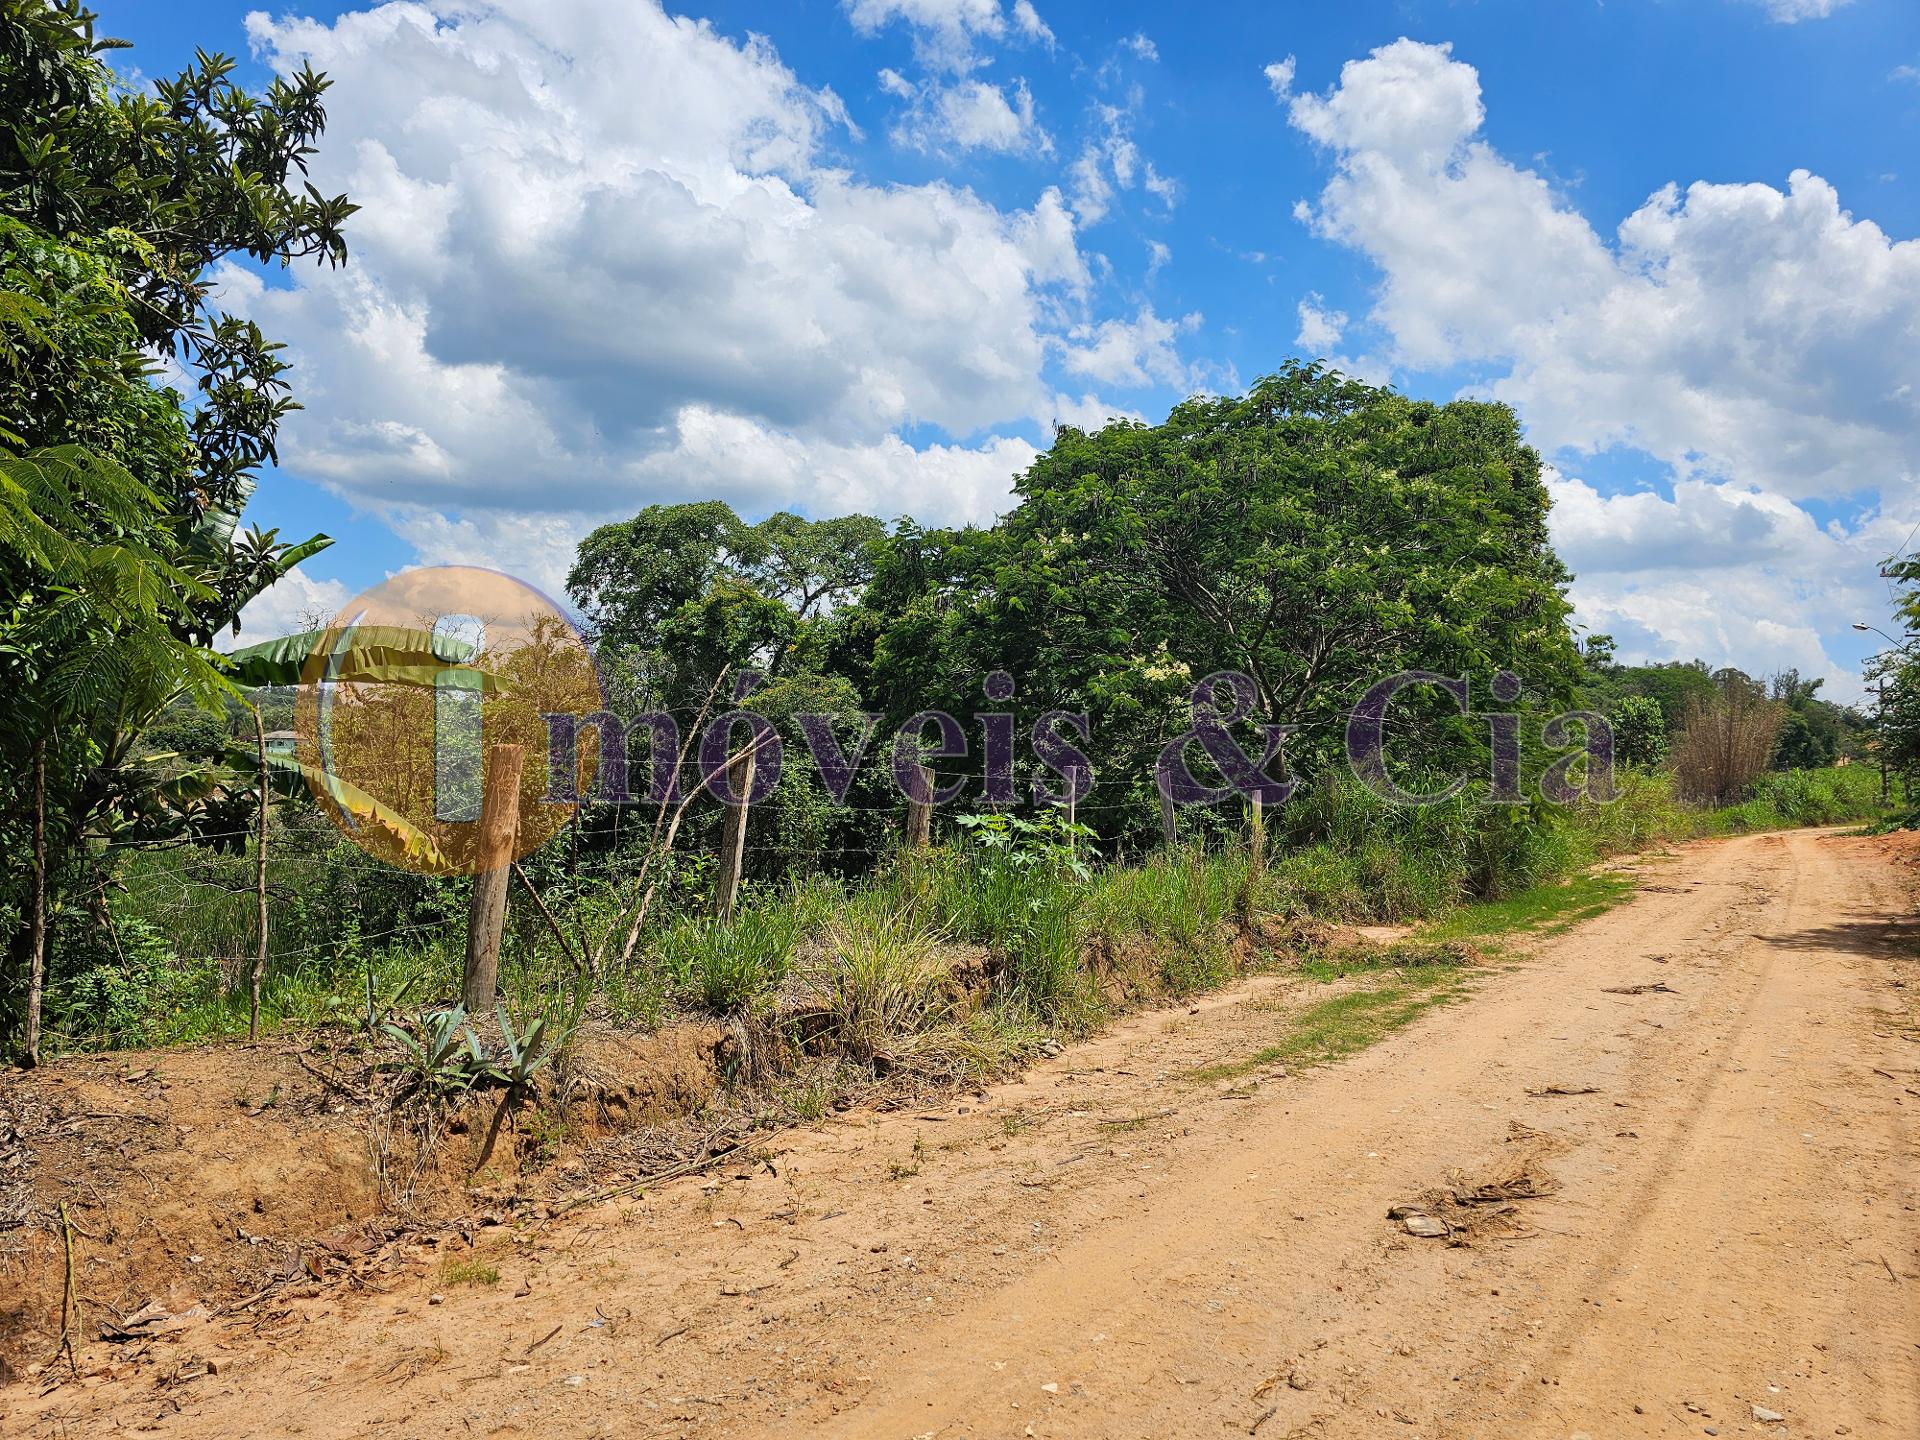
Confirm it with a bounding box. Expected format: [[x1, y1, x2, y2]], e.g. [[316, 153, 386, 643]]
[[1612, 695, 1669, 769], [53, 913, 219, 1049], [1670, 676, 1784, 804], [883, 818, 1094, 1016], [651, 904, 802, 1014]]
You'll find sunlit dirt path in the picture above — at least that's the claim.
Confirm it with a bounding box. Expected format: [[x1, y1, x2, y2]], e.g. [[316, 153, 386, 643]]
[[12, 828, 1919, 1438]]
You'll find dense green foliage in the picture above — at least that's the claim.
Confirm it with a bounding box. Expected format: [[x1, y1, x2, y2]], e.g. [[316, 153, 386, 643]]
[[1864, 555, 1920, 820], [856, 368, 1584, 844], [1609, 695, 1668, 769], [42, 763, 1888, 1057], [557, 365, 1591, 874], [0, 1, 352, 1059]]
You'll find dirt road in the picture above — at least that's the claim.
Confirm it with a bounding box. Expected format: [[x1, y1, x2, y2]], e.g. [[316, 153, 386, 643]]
[[13, 828, 1920, 1438]]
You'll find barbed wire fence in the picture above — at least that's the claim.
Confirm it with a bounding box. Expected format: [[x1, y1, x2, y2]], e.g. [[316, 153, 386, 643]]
[[87, 741, 1253, 1019]]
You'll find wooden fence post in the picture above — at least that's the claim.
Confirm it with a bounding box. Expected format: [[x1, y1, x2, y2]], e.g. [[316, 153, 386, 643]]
[[250, 706, 269, 1042], [1159, 785, 1178, 848], [462, 743, 524, 1012], [715, 748, 756, 921], [1248, 791, 1267, 876], [905, 762, 933, 851], [23, 739, 46, 1067]]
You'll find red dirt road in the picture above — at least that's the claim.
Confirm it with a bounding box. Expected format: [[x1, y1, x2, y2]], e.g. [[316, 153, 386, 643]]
[[10, 828, 1920, 1437]]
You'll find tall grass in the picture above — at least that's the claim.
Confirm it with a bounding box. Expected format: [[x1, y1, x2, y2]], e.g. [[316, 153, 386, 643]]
[[1709, 764, 1887, 832], [649, 902, 804, 1013], [808, 912, 948, 1053], [59, 763, 1895, 1060], [1079, 846, 1246, 993], [876, 842, 1092, 1015]]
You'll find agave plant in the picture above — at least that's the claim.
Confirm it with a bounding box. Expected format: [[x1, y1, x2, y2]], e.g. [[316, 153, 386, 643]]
[[491, 1005, 555, 1090], [381, 1004, 490, 1100]]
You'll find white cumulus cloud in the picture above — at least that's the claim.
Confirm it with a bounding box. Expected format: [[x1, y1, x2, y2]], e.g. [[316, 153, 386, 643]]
[[1547, 470, 1898, 695], [845, 0, 1047, 72], [1294, 292, 1347, 354], [1059, 306, 1201, 389], [882, 73, 1052, 155], [1290, 40, 1920, 505], [1069, 103, 1177, 226], [232, 0, 1180, 591], [1286, 37, 1919, 689], [229, 567, 354, 644]]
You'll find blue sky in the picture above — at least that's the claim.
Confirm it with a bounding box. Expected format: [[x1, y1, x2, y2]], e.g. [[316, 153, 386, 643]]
[[101, 0, 1920, 698]]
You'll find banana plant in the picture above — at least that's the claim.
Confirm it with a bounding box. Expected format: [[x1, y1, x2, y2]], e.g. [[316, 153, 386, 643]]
[[244, 745, 454, 872], [224, 623, 503, 691], [195, 621, 512, 873]]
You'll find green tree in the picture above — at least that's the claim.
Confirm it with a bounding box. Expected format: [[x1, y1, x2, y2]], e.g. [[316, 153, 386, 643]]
[[567, 503, 895, 873], [1608, 661, 1718, 738], [1611, 694, 1668, 770], [568, 502, 887, 711], [863, 364, 1584, 842], [1765, 669, 1862, 771], [1, 1, 353, 1061]]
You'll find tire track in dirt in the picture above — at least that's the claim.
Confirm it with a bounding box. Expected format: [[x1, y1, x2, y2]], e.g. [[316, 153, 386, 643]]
[[1482, 831, 1919, 1439], [1503, 841, 1806, 1369]]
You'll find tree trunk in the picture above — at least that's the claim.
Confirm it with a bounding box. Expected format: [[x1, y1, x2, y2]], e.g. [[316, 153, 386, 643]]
[[24, 738, 47, 1068], [462, 744, 525, 1013], [714, 749, 756, 921], [250, 706, 270, 1042]]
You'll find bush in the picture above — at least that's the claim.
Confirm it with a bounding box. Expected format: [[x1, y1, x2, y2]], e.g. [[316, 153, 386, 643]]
[[1564, 768, 1694, 854], [1713, 764, 1886, 833], [74, 733, 1892, 1070], [1612, 695, 1669, 769], [53, 913, 219, 1049], [882, 816, 1094, 1017], [803, 910, 951, 1065], [652, 904, 802, 1013]]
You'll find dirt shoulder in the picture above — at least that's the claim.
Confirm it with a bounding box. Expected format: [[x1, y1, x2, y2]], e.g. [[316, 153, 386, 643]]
[[8, 828, 1919, 1438]]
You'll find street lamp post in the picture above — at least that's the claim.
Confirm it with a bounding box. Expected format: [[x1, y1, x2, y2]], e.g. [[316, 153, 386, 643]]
[[1853, 623, 1899, 804]]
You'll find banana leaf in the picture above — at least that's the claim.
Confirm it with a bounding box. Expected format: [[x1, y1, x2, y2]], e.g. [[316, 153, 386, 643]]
[[260, 750, 454, 871], [226, 624, 506, 692], [184, 471, 256, 557]]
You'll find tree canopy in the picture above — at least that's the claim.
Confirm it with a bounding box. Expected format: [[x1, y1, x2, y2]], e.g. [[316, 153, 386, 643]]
[[852, 364, 1582, 839], [565, 364, 1589, 856], [1, 0, 354, 1060]]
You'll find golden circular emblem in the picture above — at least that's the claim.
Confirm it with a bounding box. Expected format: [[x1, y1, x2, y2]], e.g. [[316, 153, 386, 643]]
[[291, 566, 602, 876]]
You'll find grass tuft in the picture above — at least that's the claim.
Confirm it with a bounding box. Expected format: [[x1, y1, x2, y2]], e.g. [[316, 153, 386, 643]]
[[441, 1258, 501, 1287], [1182, 963, 1475, 1085]]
